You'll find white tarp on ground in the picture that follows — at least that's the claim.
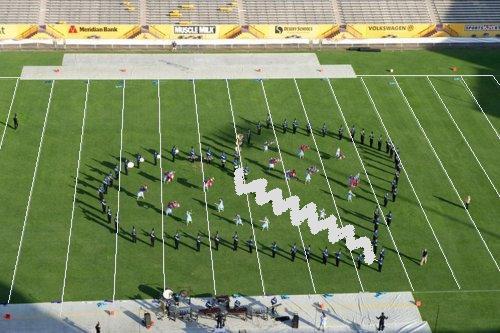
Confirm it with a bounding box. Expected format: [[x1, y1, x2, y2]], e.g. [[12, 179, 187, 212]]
[[0, 292, 431, 332], [62, 53, 321, 67], [20, 64, 356, 80]]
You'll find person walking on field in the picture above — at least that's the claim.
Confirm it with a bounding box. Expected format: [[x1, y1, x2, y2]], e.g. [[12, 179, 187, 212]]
[[318, 311, 327, 332], [376, 312, 388, 331], [420, 248, 428, 266], [464, 195, 471, 210], [13, 113, 19, 130]]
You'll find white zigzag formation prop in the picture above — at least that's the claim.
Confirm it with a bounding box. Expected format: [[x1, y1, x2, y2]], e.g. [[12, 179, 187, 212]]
[[234, 167, 375, 264]]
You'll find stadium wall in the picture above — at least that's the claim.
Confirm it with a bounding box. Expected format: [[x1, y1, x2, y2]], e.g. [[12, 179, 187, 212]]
[[1, 23, 499, 41]]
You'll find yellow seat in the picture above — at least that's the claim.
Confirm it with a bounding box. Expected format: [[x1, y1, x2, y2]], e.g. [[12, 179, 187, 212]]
[[180, 4, 195, 9]]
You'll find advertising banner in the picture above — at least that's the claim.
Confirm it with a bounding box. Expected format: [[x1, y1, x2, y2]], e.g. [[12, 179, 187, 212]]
[[46, 24, 140, 39], [348, 24, 436, 38], [0, 24, 37, 40], [446, 23, 500, 37]]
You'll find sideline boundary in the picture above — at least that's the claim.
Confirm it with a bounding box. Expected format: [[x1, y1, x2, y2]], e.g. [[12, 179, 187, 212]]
[[59, 80, 90, 314], [393, 76, 499, 272], [326, 78, 415, 291], [192, 80, 217, 296], [226, 79, 266, 296], [0, 78, 20, 152], [427, 76, 499, 198], [360, 77, 461, 289], [7, 80, 55, 303], [293, 78, 365, 292], [260, 79, 317, 294]]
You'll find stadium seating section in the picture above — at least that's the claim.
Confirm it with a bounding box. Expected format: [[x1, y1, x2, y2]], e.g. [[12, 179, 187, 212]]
[[0, 0, 499, 25]]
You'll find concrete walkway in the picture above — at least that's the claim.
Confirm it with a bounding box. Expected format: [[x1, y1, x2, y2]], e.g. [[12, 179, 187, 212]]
[[1, 292, 431, 332]]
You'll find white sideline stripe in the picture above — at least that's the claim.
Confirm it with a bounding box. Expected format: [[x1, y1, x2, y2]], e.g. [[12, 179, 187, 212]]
[[427, 77, 499, 198], [0, 77, 20, 79], [326, 79, 415, 291], [158, 80, 166, 291], [225, 79, 266, 296], [415, 289, 500, 294], [60, 80, 90, 315], [260, 80, 317, 294], [492, 76, 500, 86], [0, 78, 20, 151], [360, 77, 461, 289], [460, 76, 500, 140], [192, 80, 217, 295], [393, 76, 500, 272], [8, 80, 55, 303], [112, 80, 126, 302], [359, 75, 495, 77], [293, 78, 365, 292]]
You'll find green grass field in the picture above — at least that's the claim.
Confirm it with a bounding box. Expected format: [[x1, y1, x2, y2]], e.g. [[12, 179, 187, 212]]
[[0, 49, 499, 332]]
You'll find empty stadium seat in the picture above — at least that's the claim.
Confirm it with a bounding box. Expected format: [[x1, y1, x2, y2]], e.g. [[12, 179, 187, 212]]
[[434, 0, 500, 23], [146, 0, 239, 24], [338, 0, 431, 23], [243, 0, 336, 24]]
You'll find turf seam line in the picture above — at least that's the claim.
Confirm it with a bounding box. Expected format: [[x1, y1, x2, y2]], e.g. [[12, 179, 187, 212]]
[[360, 77, 461, 289], [192, 79, 217, 296], [393, 76, 500, 272], [0, 78, 20, 152], [427, 77, 499, 198], [460, 76, 500, 140], [8, 80, 55, 304], [225, 79, 266, 296], [158, 80, 166, 291], [60, 79, 90, 313], [260, 79, 317, 294], [293, 78, 365, 292], [112, 80, 126, 302], [326, 78, 415, 291]]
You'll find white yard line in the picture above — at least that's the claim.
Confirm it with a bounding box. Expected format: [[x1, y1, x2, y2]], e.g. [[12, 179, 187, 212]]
[[225, 79, 266, 296], [260, 80, 317, 294], [360, 77, 461, 289], [493, 76, 500, 86], [0, 78, 20, 151], [460, 76, 500, 140], [326, 79, 415, 291], [157, 80, 166, 291], [293, 78, 365, 292], [427, 77, 499, 198], [192, 80, 217, 296], [59, 80, 90, 314], [8, 80, 55, 303], [112, 80, 126, 302], [0, 77, 20, 79], [393, 76, 499, 272]]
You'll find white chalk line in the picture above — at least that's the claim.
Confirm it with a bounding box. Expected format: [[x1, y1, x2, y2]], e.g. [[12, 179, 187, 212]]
[[326, 78, 415, 291], [157, 80, 166, 291], [112, 80, 126, 302], [260, 79, 317, 294], [414, 289, 500, 294], [192, 80, 217, 296], [359, 75, 495, 77], [393, 76, 499, 272], [293, 78, 365, 292], [225, 79, 266, 296], [59, 80, 90, 315], [0, 78, 20, 152], [460, 76, 500, 140], [492, 76, 500, 86], [8, 80, 55, 303], [360, 77, 461, 289], [427, 77, 499, 198]]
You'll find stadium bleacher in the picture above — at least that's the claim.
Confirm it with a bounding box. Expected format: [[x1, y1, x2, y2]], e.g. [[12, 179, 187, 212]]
[[146, 0, 240, 25], [0, 0, 40, 24], [242, 0, 336, 24], [434, 0, 500, 23], [45, 0, 139, 24], [338, 0, 431, 24], [1, 0, 500, 27]]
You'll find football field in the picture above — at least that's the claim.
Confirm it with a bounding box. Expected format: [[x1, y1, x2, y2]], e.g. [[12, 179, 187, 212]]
[[0, 50, 499, 331]]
